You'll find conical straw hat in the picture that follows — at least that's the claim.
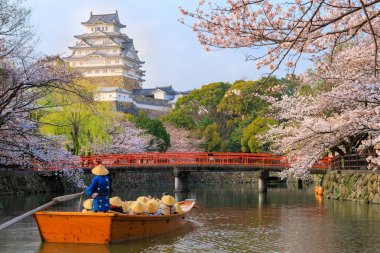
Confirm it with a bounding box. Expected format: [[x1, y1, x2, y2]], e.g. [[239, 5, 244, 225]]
[[110, 196, 123, 207], [91, 164, 109, 175], [83, 199, 93, 210], [131, 201, 146, 214], [174, 203, 183, 213], [136, 196, 149, 203], [122, 201, 132, 212], [162, 195, 176, 206], [146, 200, 159, 213]]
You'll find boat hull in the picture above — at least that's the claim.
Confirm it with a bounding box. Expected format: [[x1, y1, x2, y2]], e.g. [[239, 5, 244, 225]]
[[33, 200, 195, 244]]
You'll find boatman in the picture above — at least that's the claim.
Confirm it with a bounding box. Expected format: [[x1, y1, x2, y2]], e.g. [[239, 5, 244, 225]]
[[84, 164, 110, 212]]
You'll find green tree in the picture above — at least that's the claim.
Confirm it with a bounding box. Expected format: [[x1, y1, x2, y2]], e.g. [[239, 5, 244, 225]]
[[203, 123, 222, 151], [133, 110, 170, 152], [163, 82, 231, 129], [241, 116, 277, 153]]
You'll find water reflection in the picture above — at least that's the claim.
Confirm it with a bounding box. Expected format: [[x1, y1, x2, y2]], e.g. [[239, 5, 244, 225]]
[[0, 184, 379, 253]]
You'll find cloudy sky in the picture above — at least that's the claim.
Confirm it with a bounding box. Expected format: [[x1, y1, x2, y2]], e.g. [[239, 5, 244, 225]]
[[25, 0, 310, 91]]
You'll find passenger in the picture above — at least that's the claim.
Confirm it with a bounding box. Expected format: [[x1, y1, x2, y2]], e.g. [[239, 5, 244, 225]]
[[82, 199, 93, 213], [109, 196, 124, 213], [174, 203, 183, 214], [130, 201, 147, 215], [146, 199, 160, 216], [84, 165, 110, 212], [136, 196, 149, 203], [122, 201, 132, 214], [147, 195, 152, 199], [161, 195, 176, 215]]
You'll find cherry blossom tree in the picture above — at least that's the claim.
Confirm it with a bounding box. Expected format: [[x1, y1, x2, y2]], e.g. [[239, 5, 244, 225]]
[[90, 120, 154, 154], [180, 0, 380, 74], [0, 0, 86, 169], [165, 124, 204, 152], [264, 40, 380, 177]]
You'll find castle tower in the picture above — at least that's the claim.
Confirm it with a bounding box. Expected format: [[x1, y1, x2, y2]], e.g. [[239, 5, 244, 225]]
[[63, 11, 145, 89]]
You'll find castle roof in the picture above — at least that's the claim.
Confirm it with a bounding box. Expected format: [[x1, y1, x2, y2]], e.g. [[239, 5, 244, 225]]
[[132, 86, 178, 96], [82, 11, 126, 28]]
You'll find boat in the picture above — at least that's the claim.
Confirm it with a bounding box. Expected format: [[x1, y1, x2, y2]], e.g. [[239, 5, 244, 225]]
[[33, 199, 196, 244]]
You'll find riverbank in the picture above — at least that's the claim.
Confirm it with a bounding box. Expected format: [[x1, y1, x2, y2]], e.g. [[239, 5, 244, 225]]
[[322, 170, 380, 204]]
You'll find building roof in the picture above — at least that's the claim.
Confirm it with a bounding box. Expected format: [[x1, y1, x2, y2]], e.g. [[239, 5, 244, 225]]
[[82, 11, 126, 28], [132, 86, 178, 96]]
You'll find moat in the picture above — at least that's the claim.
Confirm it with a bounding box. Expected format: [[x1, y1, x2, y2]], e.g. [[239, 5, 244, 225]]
[[0, 183, 380, 253]]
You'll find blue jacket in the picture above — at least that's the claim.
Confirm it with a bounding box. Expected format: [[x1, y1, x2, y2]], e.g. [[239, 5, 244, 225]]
[[85, 175, 110, 212]]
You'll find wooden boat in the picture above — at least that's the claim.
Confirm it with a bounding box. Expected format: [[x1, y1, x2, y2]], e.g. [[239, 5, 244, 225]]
[[33, 200, 196, 244]]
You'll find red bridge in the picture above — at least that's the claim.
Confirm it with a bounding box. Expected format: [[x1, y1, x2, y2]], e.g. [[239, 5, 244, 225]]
[[78, 152, 335, 193], [80, 152, 333, 171]]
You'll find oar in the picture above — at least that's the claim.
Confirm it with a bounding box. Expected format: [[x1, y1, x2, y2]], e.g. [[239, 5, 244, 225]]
[[0, 192, 83, 231], [77, 192, 84, 212]]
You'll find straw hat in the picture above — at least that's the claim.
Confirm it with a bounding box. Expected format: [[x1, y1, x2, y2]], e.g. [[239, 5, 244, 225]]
[[130, 201, 146, 214], [136, 196, 149, 203], [83, 199, 93, 210], [110, 196, 123, 207], [91, 164, 109, 176], [146, 200, 159, 214], [122, 201, 132, 213], [174, 203, 183, 213], [162, 195, 176, 206]]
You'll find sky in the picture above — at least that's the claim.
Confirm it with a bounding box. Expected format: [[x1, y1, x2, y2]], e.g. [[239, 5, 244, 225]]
[[25, 0, 310, 91]]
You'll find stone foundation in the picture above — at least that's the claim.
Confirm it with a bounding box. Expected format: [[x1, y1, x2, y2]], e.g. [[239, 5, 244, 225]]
[[0, 171, 267, 196], [87, 76, 140, 90], [322, 170, 380, 204], [188, 171, 259, 184]]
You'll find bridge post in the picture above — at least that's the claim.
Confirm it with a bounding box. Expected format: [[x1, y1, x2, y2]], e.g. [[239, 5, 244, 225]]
[[173, 168, 188, 193], [258, 192, 267, 208], [297, 178, 303, 189], [258, 170, 269, 193]]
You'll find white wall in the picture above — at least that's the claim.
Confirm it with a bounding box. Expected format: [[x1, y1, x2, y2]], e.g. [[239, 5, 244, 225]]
[[153, 90, 166, 100], [94, 91, 134, 103]]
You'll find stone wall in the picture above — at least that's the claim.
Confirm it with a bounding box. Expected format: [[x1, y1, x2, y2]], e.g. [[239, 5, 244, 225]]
[[322, 170, 380, 203], [87, 76, 140, 90], [188, 171, 259, 184], [0, 171, 267, 196], [0, 171, 73, 196]]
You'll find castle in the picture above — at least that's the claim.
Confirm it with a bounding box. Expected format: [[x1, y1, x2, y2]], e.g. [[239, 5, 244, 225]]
[[63, 11, 186, 114]]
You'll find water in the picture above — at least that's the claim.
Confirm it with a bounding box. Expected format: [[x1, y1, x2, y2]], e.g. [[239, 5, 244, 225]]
[[0, 184, 380, 253]]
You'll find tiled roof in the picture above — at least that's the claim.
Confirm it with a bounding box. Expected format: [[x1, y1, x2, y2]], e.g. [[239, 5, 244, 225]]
[[82, 11, 126, 28], [132, 86, 178, 96]]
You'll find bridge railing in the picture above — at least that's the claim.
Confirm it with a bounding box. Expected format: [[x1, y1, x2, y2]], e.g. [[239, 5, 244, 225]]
[[79, 152, 333, 170]]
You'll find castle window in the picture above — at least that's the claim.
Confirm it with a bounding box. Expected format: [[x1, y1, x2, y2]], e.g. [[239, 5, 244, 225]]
[[95, 69, 99, 73], [111, 69, 115, 73], [79, 62, 83, 66], [91, 27, 94, 31], [113, 49, 117, 53]]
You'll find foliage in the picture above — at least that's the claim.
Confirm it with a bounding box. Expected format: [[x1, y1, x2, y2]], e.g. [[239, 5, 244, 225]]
[[180, 0, 380, 75], [164, 78, 294, 152], [0, 0, 87, 168], [264, 40, 380, 178], [90, 119, 153, 154], [202, 123, 222, 151], [165, 124, 204, 152], [133, 110, 170, 152], [163, 82, 231, 129], [241, 116, 277, 153]]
